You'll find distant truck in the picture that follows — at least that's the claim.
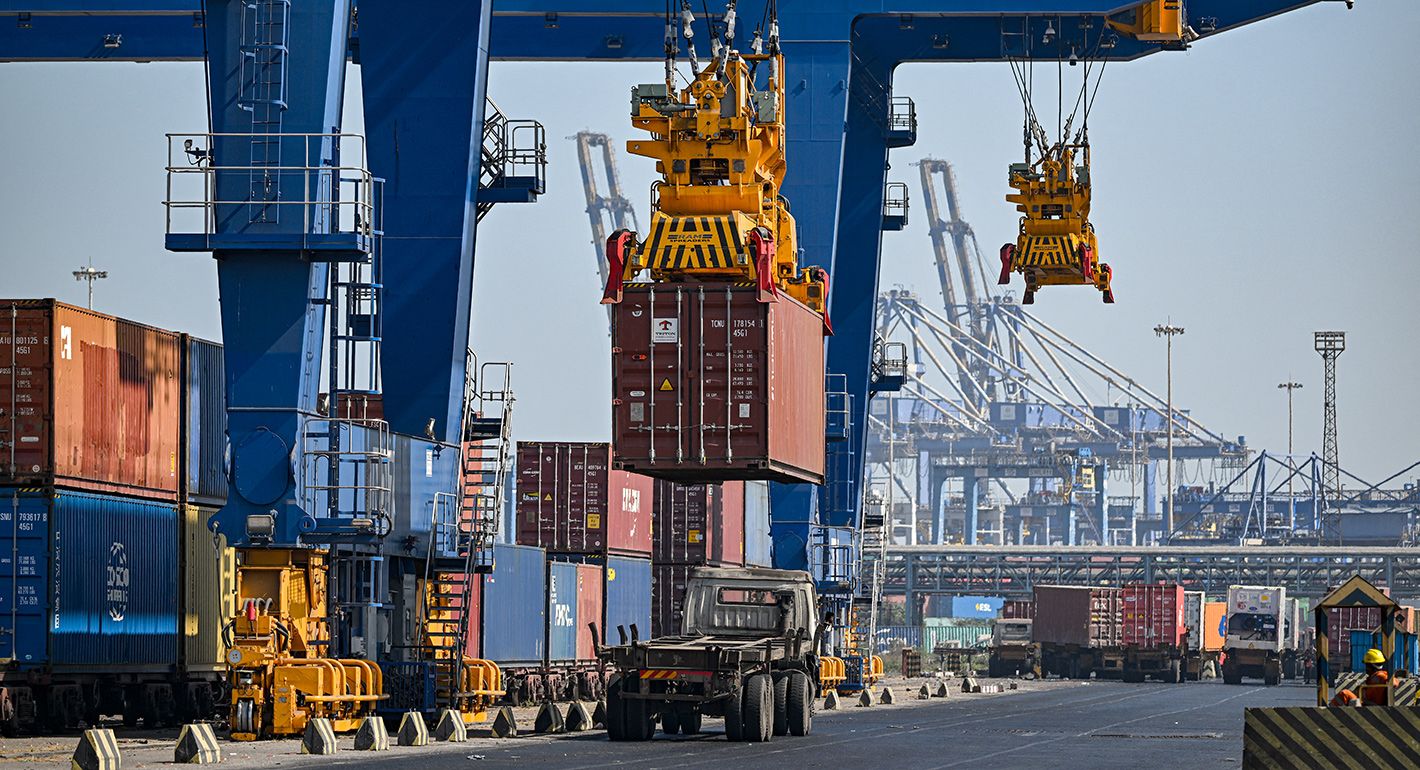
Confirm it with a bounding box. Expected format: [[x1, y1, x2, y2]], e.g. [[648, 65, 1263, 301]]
[[599, 567, 826, 742], [1120, 583, 1187, 683], [1222, 585, 1292, 685], [987, 617, 1036, 677], [1181, 591, 1226, 680], [1033, 585, 1125, 680]]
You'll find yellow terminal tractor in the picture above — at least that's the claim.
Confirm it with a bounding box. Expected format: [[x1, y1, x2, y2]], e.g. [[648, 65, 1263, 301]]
[[999, 140, 1114, 305], [601, 0, 830, 322]]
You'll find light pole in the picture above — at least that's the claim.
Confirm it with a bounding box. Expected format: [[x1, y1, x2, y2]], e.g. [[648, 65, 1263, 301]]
[[1154, 323, 1184, 539], [72, 259, 108, 309], [1278, 380, 1303, 530]]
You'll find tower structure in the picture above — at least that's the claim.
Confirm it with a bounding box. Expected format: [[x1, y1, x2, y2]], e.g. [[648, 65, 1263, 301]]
[[1314, 331, 1346, 496]]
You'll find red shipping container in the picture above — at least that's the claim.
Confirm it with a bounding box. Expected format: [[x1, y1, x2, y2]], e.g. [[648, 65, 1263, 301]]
[[1329, 606, 1383, 663], [610, 283, 826, 484], [1121, 583, 1187, 649], [652, 480, 745, 567], [1, 299, 181, 499], [652, 563, 695, 639], [1032, 585, 1122, 648], [1001, 600, 1035, 620], [515, 442, 655, 556], [575, 563, 604, 661]]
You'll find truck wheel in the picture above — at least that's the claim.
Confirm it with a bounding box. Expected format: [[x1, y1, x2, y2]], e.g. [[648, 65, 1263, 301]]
[[605, 679, 627, 741], [625, 696, 655, 741], [772, 674, 789, 737], [1222, 661, 1242, 686], [785, 671, 813, 737], [661, 709, 682, 735], [680, 709, 703, 735], [742, 674, 773, 743], [724, 685, 745, 742], [1263, 660, 1281, 686]]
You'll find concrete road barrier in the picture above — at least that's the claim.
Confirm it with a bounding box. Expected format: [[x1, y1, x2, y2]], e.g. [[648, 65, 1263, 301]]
[[935, 682, 951, 698], [491, 706, 519, 738], [565, 701, 594, 732], [824, 690, 841, 710], [918, 684, 932, 700], [1244, 707, 1420, 769], [301, 718, 339, 755], [397, 712, 430, 746], [354, 716, 390, 751], [434, 709, 468, 742], [174, 723, 221, 764], [856, 690, 873, 708], [591, 700, 608, 729], [535, 701, 566, 734], [72, 728, 122, 770], [879, 688, 895, 705]]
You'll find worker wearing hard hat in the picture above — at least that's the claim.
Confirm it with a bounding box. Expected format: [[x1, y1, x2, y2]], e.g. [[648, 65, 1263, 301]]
[[1360, 648, 1391, 706], [1329, 688, 1361, 707]]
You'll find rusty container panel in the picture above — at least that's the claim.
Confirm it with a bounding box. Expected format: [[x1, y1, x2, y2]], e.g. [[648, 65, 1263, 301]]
[[651, 562, 695, 638], [1001, 599, 1035, 620], [1, 300, 181, 499], [514, 442, 654, 556], [575, 563, 604, 661], [652, 480, 744, 567], [1032, 585, 1122, 648], [610, 284, 825, 484]]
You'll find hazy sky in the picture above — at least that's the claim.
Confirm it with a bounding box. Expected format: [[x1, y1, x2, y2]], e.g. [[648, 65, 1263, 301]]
[[2, 1, 1416, 486]]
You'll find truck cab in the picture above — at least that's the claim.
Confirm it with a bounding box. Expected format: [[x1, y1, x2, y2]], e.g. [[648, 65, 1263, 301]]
[[1222, 585, 1290, 685], [988, 618, 1037, 677]]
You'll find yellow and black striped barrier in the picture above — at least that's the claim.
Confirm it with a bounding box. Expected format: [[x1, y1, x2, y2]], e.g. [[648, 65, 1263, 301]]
[[1243, 707, 1420, 769], [174, 723, 221, 764], [71, 728, 121, 770], [1333, 672, 1419, 706]]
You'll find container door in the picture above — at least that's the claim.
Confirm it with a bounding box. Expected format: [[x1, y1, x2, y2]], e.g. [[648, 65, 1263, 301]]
[[0, 490, 49, 665], [0, 304, 54, 485], [547, 562, 578, 663]]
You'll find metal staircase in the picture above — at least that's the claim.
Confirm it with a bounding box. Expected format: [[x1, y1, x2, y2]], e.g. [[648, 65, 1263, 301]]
[[476, 98, 547, 221], [422, 358, 514, 710], [236, 0, 291, 223]]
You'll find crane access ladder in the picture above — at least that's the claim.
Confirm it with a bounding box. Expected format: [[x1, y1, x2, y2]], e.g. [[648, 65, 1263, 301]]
[[422, 358, 515, 713], [841, 491, 889, 691]]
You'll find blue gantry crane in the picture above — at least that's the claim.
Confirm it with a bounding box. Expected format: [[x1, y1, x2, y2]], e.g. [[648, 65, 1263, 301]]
[[0, 0, 1354, 730]]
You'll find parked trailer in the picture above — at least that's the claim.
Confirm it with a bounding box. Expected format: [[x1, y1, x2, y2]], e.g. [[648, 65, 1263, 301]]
[[1120, 583, 1186, 683], [0, 488, 226, 733], [1181, 592, 1224, 680], [1032, 585, 1124, 680]]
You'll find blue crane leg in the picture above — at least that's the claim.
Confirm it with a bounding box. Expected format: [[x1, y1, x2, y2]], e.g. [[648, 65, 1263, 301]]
[[200, 0, 352, 545], [358, 0, 491, 443], [964, 473, 979, 545]]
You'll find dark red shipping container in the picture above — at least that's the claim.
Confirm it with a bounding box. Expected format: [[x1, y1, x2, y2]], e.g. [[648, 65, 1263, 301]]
[[1, 299, 181, 500], [651, 563, 695, 638], [1121, 583, 1186, 650], [1329, 606, 1383, 663], [1001, 599, 1035, 620], [515, 442, 655, 556], [652, 480, 745, 567], [610, 283, 825, 484], [575, 563, 604, 661], [1032, 585, 1122, 648]]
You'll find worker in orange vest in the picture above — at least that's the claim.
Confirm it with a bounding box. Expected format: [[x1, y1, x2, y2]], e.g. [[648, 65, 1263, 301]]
[[1360, 648, 1391, 706], [1329, 688, 1360, 707]]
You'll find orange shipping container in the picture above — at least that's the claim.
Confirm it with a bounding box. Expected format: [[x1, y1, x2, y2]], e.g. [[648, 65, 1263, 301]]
[[1203, 601, 1227, 652], [1, 299, 181, 499]]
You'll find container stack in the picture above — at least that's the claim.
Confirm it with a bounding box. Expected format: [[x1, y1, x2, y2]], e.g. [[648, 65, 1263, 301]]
[[651, 479, 749, 637], [0, 299, 233, 708]]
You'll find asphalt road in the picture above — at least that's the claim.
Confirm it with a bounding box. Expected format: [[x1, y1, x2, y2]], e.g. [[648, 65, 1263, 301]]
[[325, 679, 1315, 770]]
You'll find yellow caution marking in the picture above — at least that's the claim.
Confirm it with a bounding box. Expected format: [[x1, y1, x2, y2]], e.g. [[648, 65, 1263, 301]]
[[1243, 707, 1420, 769], [658, 378, 675, 392], [544, 493, 552, 501]]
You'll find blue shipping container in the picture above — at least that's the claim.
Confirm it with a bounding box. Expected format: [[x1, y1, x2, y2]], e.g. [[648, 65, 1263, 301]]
[[605, 555, 652, 643], [547, 561, 578, 663], [1349, 629, 1420, 673], [950, 596, 1005, 619], [0, 489, 49, 665], [183, 336, 228, 504], [481, 543, 547, 666], [744, 481, 772, 568], [1, 489, 179, 667]]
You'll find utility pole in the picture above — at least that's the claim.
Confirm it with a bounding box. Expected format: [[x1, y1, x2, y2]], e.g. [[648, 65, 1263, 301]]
[[1314, 332, 1345, 497], [1154, 323, 1185, 540], [1278, 380, 1303, 530], [72, 258, 108, 309]]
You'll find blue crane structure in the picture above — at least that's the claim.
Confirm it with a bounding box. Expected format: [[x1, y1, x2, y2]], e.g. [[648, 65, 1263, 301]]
[[0, 0, 1350, 715]]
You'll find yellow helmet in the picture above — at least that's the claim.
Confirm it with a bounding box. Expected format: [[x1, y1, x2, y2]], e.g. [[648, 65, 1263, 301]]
[[1363, 648, 1386, 665]]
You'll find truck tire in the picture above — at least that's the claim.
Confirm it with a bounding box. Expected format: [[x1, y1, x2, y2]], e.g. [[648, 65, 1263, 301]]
[[680, 709, 703, 735], [772, 673, 789, 736], [724, 685, 745, 742], [742, 674, 773, 743], [621, 678, 655, 741], [661, 710, 682, 735], [1222, 659, 1242, 686], [605, 679, 627, 741], [785, 671, 813, 737], [1263, 660, 1281, 686]]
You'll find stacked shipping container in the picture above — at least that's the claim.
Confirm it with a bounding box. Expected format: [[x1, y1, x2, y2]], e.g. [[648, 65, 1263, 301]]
[[651, 479, 747, 637], [0, 301, 235, 726]]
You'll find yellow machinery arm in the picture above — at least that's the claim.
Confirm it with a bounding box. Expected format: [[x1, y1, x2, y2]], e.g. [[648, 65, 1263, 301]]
[[998, 141, 1114, 305], [602, 43, 829, 320]]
